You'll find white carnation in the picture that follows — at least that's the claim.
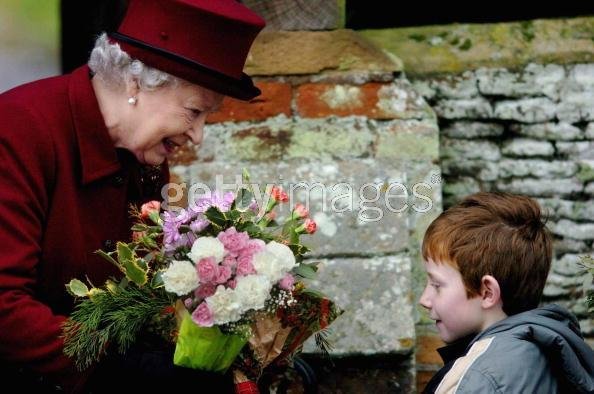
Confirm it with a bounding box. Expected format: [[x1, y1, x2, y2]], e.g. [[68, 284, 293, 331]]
[[253, 241, 296, 282], [189, 236, 225, 263], [162, 260, 198, 296], [266, 241, 296, 271], [252, 250, 284, 282], [207, 285, 243, 325], [234, 274, 272, 312]]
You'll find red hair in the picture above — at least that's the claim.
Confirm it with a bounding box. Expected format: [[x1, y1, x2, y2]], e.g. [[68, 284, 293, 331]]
[[422, 192, 552, 315]]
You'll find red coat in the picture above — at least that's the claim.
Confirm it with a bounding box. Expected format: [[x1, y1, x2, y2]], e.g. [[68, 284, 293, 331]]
[[0, 66, 168, 391]]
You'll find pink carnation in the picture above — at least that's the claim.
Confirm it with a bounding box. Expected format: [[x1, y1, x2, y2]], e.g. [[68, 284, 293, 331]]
[[222, 255, 237, 268], [226, 279, 237, 289], [192, 302, 214, 327], [240, 239, 265, 257], [197, 256, 218, 284], [217, 227, 250, 256], [194, 283, 217, 299], [236, 255, 256, 276], [216, 265, 232, 284]]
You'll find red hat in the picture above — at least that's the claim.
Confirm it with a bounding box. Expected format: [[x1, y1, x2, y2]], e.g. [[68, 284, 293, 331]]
[[109, 0, 265, 100]]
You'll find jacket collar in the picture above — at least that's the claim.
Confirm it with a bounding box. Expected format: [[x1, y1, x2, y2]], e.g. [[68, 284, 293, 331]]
[[436, 334, 475, 364], [68, 65, 121, 185]]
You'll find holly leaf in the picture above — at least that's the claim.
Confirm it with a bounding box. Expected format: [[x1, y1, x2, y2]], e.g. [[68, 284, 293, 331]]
[[95, 250, 119, 269], [65, 279, 90, 298], [294, 263, 318, 279], [117, 242, 148, 286], [204, 206, 227, 227]]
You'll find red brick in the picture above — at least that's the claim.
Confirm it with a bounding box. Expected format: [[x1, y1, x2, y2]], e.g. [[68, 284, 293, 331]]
[[296, 82, 390, 118], [207, 82, 291, 123], [168, 145, 197, 166], [416, 334, 445, 366], [417, 370, 439, 393]]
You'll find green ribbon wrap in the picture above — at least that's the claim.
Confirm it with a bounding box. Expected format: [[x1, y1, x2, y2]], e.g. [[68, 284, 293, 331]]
[[173, 311, 248, 373]]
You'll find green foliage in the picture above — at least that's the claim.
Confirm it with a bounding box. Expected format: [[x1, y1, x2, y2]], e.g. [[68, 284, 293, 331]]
[[294, 262, 319, 280], [65, 279, 90, 298], [117, 242, 148, 286], [62, 285, 175, 370]]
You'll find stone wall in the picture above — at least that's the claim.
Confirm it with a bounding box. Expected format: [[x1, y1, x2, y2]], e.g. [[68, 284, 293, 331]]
[[363, 17, 594, 390], [413, 62, 594, 332], [169, 30, 441, 393]]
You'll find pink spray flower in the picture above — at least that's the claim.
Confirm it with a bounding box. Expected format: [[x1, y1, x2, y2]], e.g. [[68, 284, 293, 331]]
[[292, 203, 309, 219], [297, 218, 317, 234], [270, 186, 288, 202], [140, 200, 160, 219], [279, 273, 295, 291]]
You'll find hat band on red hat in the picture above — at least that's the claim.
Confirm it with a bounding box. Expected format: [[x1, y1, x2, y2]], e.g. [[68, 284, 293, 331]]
[[107, 32, 260, 100]]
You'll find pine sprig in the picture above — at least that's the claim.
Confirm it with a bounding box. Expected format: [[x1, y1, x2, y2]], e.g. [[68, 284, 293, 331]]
[[314, 328, 334, 359], [62, 285, 175, 370]]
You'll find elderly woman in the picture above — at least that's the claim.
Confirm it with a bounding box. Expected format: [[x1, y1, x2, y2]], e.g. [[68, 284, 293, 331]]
[[0, 0, 264, 392]]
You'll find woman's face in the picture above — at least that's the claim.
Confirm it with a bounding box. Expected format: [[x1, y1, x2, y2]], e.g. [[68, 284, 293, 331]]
[[117, 81, 224, 165]]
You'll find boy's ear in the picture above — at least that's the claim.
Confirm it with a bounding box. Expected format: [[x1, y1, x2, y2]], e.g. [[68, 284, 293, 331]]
[[480, 275, 503, 309]]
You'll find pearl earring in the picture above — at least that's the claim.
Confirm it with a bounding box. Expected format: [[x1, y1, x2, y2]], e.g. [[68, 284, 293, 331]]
[[127, 97, 137, 105]]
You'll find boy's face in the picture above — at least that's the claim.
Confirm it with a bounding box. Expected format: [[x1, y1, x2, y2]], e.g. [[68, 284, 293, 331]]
[[419, 259, 484, 344]]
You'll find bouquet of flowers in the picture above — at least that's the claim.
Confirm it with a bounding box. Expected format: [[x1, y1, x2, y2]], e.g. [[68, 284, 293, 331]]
[[62, 172, 342, 391]]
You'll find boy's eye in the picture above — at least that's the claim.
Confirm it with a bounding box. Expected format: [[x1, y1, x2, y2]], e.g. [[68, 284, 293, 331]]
[[430, 282, 440, 289]]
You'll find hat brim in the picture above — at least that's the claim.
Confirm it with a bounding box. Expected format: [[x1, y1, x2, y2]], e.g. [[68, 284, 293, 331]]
[[109, 33, 260, 101]]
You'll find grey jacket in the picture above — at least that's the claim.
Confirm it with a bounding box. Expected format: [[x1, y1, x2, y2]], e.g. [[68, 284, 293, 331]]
[[434, 304, 594, 394]]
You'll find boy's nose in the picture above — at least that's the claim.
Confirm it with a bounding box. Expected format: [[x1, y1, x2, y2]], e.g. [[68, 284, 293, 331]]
[[419, 288, 431, 309]]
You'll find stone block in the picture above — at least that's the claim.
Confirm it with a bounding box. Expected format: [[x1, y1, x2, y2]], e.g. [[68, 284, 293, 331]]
[[303, 255, 415, 355], [495, 178, 583, 197], [501, 138, 555, 157], [494, 98, 557, 123]]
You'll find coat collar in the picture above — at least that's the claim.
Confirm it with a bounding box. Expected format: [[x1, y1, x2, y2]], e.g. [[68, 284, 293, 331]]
[[68, 65, 121, 185], [436, 333, 475, 364]]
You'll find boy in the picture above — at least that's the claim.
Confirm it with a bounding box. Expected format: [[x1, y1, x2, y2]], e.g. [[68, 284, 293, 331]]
[[420, 192, 594, 393]]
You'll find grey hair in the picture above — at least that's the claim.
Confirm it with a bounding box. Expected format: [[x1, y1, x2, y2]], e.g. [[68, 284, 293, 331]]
[[88, 33, 177, 90]]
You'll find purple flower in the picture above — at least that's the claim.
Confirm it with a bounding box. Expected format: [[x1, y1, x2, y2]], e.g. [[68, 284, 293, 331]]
[[162, 211, 184, 246], [190, 217, 210, 232], [189, 192, 235, 215]]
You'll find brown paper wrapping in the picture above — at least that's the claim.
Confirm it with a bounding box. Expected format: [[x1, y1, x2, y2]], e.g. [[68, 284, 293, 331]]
[[233, 369, 250, 384], [248, 314, 292, 368]]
